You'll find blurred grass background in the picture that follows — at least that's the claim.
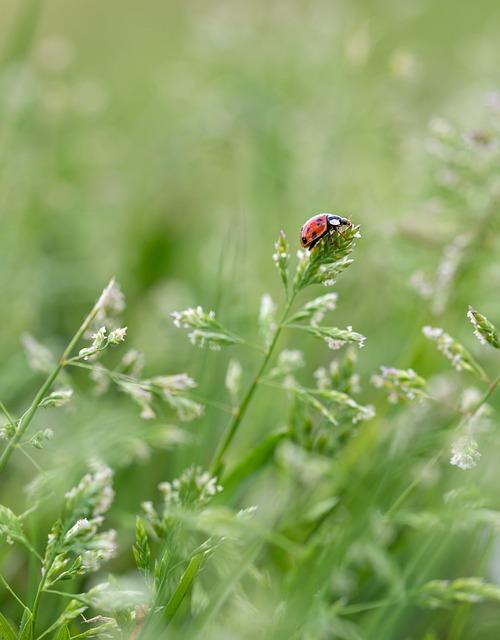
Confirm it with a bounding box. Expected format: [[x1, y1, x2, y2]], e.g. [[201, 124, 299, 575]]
[[1, 0, 500, 636]]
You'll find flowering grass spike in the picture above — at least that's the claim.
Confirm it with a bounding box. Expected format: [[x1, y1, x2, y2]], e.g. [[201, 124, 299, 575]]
[[467, 306, 499, 349]]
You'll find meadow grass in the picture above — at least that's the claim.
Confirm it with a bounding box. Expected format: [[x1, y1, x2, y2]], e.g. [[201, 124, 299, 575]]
[[1, 1, 500, 639]]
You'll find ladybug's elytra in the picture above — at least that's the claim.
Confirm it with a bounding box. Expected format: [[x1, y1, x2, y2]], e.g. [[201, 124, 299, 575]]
[[300, 213, 352, 250]]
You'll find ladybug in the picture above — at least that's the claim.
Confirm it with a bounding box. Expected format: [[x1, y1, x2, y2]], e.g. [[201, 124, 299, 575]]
[[300, 213, 352, 250]]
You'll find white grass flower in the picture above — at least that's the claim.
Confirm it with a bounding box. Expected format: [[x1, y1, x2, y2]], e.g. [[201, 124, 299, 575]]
[[323, 326, 365, 350], [171, 306, 214, 329], [225, 359, 242, 402], [267, 349, 305, 381], [409, 270, 433, 299], [236, 505, 258, 519], [29, 428, 54, 449], [147, 375, 203, 421], [273, 230, 290, 291], [21, 333, 55, 373], [467, 306, 499, 349], [97, 278, 125, 315], [163, 394, 204, 421], [371, 366, 427, 403], [79, 326, 112, 360], [81, 529, 117, 571], [151, 374, 196, 393], [0, 422, 16, 441], [108, 327, 128, 344], [121, 349, 144, 376], [259, 294, 277, 348], [158, 466, 222, 509], [65, 464, 115, 518], [432, 235, 470, 315], [422, 326, 486, 380], [65, 518, 92, 541], [460, 387, 483, 414], [140, 405, 156, 420], [90, 364, 110, 395], [450, 437, 481, 470], [314, 367, 330, 390], [278, 349, 305, 372], [40, 387, 73, 408], [171, 306, 241, 350], [118, 382, 155, 420], [290, 292, 338, 325]]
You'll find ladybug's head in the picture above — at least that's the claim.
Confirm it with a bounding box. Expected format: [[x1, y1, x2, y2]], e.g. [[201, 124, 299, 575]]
[[327, 214, 351, 228]]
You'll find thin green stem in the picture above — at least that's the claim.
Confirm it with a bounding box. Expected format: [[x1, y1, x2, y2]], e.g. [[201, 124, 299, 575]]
[[16, 443, 45, 474], [209, 295, 296, 477], [31, 573, 47, 632], [339, 595, 408, 615], [31, 544, 60, 635], [0, 399, 16, 425], [0, 282, 109, 474], [0, 572, 29, 610]]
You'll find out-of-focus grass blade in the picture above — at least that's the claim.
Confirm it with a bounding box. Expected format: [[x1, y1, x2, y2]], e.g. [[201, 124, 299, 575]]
[[279, 496, 339, 544], [16, 611, 32, 640], [163, 553, 204, 625], [221, 428, 288, 491], [53, 626, 70, 640], [187, 542, 262, 640], [0, 612, 17, 640], [3, 0, 44, 64]]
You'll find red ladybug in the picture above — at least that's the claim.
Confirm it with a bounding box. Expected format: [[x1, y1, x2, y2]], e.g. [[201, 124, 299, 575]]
[[300, 213, 352, 250]]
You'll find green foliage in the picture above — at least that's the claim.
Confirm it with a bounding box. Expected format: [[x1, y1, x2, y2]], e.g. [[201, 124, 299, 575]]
[[1, 3, 500, 639], [0, 612, 17, 640]]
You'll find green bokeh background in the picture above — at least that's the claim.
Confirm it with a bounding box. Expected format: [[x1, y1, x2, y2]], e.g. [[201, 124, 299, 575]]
[[1, 0, 500, 636]]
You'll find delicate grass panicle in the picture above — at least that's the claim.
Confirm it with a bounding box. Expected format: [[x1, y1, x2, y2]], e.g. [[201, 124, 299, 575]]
[[371, 367, 427, 404], [467, 306, 500, 349]]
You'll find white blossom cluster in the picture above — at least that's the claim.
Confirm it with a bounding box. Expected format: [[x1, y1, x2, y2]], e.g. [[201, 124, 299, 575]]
[[158, 466, 223, 509], [314, 356, 361, 395], [320, 326, 366, 351], [40, 387, 73, 408], [259, 294, 277, 348], [42, 465, 117, 586], [467, 306, 499, 349], [171, 306, 240, 351], [225, 358, 243, 402], [96, 278, 125, 322], [290, 292, 338, 326], [21, 333, 55, 373], [267, 349, 305, 383], [79, 325, 127, 361], [118, 374, 203, 422], [422, 326, 482, 377], [450, 437, 481, 470], [371, 366, 427, 403], [432, 235, 470, 315], [65, 464, 115, 518], [273, 230, 290, 291]]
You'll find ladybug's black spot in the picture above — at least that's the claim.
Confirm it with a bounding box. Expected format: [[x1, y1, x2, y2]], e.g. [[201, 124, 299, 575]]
[[317, 219, 322, 226], [312, 231, 317, 239], [302, 236, 307, 244]]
